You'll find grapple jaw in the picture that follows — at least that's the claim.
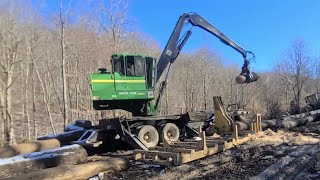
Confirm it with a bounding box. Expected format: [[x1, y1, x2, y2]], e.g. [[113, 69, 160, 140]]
[[236, 59, 260, 84]]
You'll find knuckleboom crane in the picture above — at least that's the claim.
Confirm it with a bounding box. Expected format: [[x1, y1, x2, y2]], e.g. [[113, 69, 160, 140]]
[[154, 13, 259, 111], [87, 13, 260, 149], [91, 13, 259, 117]]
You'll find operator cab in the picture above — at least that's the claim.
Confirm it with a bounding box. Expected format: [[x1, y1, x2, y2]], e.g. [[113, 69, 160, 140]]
[[111, 54, 156, 89], [92, 54, 157, 115]]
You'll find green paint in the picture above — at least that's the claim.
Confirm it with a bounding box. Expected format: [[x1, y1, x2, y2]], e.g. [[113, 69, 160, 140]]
[[90, 54, 157, 115], [91, 72, 153, 100]]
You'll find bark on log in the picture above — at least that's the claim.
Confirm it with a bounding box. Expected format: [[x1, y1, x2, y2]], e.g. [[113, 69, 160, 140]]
[[234, 113, 320, 131], [234, 121, 250, 130], [261, 116, 318, 129], [234, 120, 279, 131], [0, 139, 60, 158], [240, 114, 320, 130], [0, 144, 87, 179], [290, 121, 320, 133], [37, 130, 85, 145], [10, 157, 130, 180], [185, 111, 214, 122], [261, 119, 279, 129], [281, 116, 316, 129]]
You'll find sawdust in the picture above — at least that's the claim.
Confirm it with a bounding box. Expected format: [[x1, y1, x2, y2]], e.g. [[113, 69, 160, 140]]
[[113, 129, 320, 180], [249, 129, 320, 146]]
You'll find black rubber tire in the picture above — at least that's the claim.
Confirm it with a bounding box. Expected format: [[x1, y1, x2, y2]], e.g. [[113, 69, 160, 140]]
[[158, 123, 180, 142], [137, 125, 159, 148]]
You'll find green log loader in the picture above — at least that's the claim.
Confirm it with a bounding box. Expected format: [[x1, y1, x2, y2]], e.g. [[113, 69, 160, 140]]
[[75, 13, 259, 150]]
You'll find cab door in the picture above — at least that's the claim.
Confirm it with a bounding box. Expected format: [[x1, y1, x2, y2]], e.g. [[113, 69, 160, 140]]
[[145, 57, 156, 89], [113, 55, 146, 92]]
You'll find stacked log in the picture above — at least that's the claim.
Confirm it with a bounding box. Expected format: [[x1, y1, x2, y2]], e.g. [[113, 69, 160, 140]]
[[262, 112, 320, 129], [281, 116, 316, 129], [0, 144, 87, 179], [185, 111, 214, 122], [234, 110, 320, 131], [0, 139, 60, 158], [10, 157, 130, 180]]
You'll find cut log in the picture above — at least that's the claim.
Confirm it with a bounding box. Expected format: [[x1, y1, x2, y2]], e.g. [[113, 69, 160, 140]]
[[37, 130, 85, 145], [234, 120, 278, 130], [10, 157, 130, 180], [234, 113, 320, 131], [0, 144, 87, 179], [234, 121, 250, 130], [281, 116, 316, 129], [235, 120, 273, 131], [0, 139, 60, 158], [261, 119, 279, 129], [185, 111, 214, 122], [261, 114, 320, 130], [291, 121, 320, 133]]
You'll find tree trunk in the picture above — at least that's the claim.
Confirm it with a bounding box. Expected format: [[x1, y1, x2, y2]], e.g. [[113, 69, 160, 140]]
[[60, 0, 68, 128], [32, 62, 37, 139], [25, 62, 31, 141], [0, 91, 5, 146], [6, 69, 15, 145], [203, 78, 207, 110], [75, 56, 79, 119], [0, 144, 87, 179], [11, 157, 129, 180], [0, 139, 60, 158], [32, 57, 56, 135]]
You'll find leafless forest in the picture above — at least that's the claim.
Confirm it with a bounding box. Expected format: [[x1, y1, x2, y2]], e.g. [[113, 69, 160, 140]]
[[0, 0, 319, 146]]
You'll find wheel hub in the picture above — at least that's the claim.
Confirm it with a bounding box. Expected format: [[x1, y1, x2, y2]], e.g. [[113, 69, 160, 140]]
[[144, 132, 152, 143]]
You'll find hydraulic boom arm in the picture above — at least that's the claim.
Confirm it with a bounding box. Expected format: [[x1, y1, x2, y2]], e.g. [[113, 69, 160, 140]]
[[154, 13, 259, 111], [156, 13, 258, 83]]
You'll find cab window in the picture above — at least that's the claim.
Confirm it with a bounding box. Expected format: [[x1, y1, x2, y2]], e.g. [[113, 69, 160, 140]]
[[112, 55, 125, 75], [125, 55, 145, 76]]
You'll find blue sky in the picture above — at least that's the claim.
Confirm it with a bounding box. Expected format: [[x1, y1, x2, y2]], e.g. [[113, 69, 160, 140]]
[[32, 0, 320, 72], [128, 0, 320, 71]]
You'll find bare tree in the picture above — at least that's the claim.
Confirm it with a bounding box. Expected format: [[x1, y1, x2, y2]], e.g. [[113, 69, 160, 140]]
[[276, 39, 314, 113], [0, 6, 24, 145], [98, 0, 130, 52], [58, 0, 73, 128], [24, 25, 57, 135]]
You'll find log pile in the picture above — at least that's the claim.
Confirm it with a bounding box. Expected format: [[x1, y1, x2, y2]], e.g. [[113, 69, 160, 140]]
[[0, 144, 87, 179], [0, 142, 130, 180], [1, 110, 318, 179], [234, 110, 320, 131], [262, 110, 320, 129], [0, 139, 60, 158], [11, 157, 130, 180], [185, 111, 214, 122]]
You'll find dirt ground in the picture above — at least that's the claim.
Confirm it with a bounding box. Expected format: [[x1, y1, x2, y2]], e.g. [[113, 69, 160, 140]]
[[105, 126, 320, 180]]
